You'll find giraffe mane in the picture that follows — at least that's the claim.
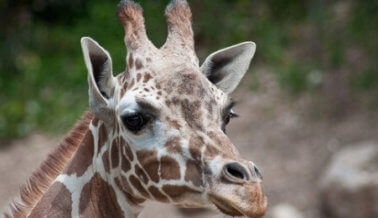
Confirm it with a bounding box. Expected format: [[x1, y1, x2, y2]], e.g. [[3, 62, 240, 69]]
[[4, 111, 94, 218]]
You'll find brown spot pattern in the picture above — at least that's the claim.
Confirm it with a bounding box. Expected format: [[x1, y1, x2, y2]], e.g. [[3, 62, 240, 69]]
[[114, 177, 145, 205], [79, 173, 124, 217], [121, 138, 134, 161], [115, 176, 133, 195], [64, 131, 94, 176], [111, 140, 119, 168], [136, 149, 160, 183], [148, 186, 169, 202], [165, 99, 171, 106], [179, 73, 198, 95], [97, 124, 108, 154], [135, 58, 143, 70], [164, 135, 182, 153], [121, 151, 131, 172], [135, 165, 149, 184], [189, 136, 204, 161], [10, 111, 94, 218], [136, 73, 142, 82], [166, 117, 181, 130], [204, 144, 218, 158], [28, 182, 72, 218], [92, 117, 100, 127], [129, 175, 150, 198], [143, 73, 152, 83], [160, 156, 181, 180], [102, 150, 110, 173], [128, 53, 134, 69], [185, 159, 203, 187], [171, 96, 180, 105], [181, 99, 203, 130], [208, 131, 237, 156]]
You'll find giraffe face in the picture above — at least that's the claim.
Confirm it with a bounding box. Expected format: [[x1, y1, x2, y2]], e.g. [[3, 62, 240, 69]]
[[80, 0, 267, 217], [111, 54, 267, 215]]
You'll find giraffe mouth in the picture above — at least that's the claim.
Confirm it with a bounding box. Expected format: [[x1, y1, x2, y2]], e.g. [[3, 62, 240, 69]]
[[209, 195, 243, 216], [209, 193, 267, 218]]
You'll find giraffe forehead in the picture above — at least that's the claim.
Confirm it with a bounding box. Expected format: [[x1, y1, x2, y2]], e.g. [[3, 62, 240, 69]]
[[121, 48, 226, 103], [159, 72, 227, 103], [161, 74, 228, 121], [126, 50, 197, 76], [118, 66, 227, 110]]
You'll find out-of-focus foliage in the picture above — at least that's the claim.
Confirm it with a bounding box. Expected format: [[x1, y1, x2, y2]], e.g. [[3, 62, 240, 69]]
[[0, 0, 377, 139]]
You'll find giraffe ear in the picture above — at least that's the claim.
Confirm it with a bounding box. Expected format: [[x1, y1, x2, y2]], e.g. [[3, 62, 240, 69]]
[[81, 37, 115, 120], [201, 42, 256, 94]]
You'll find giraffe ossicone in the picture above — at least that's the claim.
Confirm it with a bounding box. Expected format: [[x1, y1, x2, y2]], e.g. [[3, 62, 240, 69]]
[[5, 0, 267, 217]]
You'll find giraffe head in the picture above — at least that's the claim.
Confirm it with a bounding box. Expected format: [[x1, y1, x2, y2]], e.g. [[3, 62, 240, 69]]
[[80, 0, 267, 217]]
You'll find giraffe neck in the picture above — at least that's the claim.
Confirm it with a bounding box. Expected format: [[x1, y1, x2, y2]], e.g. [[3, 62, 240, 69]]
[[28, 118, 144, 218]]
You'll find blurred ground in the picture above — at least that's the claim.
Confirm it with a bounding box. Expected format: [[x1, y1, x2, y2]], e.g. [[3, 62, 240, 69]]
[[1, 71, 378, 218]]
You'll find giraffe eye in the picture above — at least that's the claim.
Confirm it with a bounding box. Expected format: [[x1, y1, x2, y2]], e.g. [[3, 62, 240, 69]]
[[122, 112, 149, 132], [225, 110, 239, 124], [222, 110, 239, 132]]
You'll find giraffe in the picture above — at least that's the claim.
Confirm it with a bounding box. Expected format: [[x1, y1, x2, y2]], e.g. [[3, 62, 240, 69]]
[[4, 0, 267, 217]]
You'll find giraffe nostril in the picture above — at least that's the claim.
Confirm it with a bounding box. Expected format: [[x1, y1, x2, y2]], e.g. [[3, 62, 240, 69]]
[[222, 162, 250, 182], [249, 161, 263, 180], [254, 165, 262, 179], [226, 166, 244, 179]]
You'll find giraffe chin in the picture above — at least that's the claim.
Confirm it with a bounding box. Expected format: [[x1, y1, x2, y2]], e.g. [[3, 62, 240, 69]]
[[209, 195, 243, 216], [208, 184, 268, 218], [209, 194, 267, 218]]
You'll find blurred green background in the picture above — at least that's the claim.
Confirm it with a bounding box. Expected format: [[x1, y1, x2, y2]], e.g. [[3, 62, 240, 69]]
[[0, 0, 377, 139]]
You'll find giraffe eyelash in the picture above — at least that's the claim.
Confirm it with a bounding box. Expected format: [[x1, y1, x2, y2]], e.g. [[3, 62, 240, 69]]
[[222, 110, 238, 133], [229, 109, 239, 118], [222, 108, 239, 130]]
